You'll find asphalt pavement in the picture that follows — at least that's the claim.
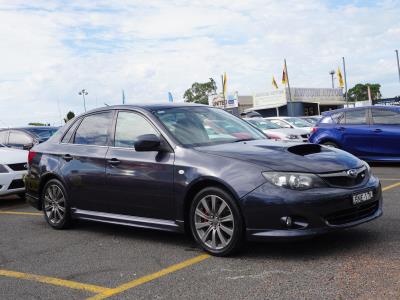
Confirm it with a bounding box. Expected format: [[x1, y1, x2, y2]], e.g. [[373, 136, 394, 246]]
[[0, 164, 399, 299]]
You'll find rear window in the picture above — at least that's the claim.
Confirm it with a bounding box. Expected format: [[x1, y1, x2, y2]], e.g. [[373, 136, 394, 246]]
[[74, 112, 112, 146], [371, 108, 400, 125]]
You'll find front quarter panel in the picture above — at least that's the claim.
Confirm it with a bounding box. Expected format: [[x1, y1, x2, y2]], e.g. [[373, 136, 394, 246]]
[[173, 146, 267, 221]]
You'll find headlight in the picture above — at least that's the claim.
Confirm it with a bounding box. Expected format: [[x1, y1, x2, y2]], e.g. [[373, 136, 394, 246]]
[[0, 164, 9, 173], [361, 160, 371, 176], [285, 135, 299, 140], [262, 172, 326, 190]]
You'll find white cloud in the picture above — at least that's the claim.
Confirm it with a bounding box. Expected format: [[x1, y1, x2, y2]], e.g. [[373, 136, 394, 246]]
[[0, 0, 399, 126]]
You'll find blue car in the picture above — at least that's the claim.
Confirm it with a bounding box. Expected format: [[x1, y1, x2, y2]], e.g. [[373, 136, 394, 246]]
[[309, 106, 400, 162]]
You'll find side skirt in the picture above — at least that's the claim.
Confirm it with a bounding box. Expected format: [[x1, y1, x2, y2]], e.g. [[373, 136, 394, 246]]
[[71, 208, 184, 233]]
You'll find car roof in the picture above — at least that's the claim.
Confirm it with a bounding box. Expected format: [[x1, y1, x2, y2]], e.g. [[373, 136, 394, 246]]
[[322, 105, 400, 116], [85, 103, 207, 114]]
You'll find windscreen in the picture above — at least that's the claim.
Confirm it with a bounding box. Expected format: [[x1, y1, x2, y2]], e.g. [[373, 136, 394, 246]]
[[154, 107, 266, 146]]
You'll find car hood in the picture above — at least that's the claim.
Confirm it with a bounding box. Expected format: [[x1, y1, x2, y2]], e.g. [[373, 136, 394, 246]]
[[195, 140, 362, 173], [0, 147, 28, 164]]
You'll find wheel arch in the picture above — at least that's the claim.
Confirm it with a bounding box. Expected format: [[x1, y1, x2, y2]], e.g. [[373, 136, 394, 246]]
[[38, 172, 68, 210], [182, 177, 243, 234]]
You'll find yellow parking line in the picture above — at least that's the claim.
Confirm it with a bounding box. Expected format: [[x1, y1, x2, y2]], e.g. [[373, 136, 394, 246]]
[[382, 182, 400, 192], [0, 269, 111, 294], [0, 211, 41, 216], [86, 254, 210, 300]]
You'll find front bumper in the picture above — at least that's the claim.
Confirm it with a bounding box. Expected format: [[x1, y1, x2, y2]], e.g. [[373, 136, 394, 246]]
[[0, 171, 26, 196], [242, 175, 382, 241]]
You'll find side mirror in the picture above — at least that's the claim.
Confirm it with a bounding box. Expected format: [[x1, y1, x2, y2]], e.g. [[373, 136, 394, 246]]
[[134, 134, 162, 152], [23, 143, 34, 150]]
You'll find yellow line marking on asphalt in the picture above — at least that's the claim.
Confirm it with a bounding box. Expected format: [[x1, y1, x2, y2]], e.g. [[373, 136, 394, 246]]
[[382, 182, 400, 192], [0, 211, 41, 216], [0, 269, 111, 294], [86, 254, 211, 300]]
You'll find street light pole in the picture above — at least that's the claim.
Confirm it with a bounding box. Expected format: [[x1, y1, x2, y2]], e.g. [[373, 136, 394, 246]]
[[79, 89, 88, 112], [329, 70, 335, 89], [396, 49, 400, 84]]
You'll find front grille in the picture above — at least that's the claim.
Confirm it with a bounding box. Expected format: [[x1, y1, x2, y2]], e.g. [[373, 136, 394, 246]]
[[8, 179, 25, 190], [319, 167, 368, 188], [7, 163, 27, 171], [301, 134, 310, 139], [325, 200, 379, 225]]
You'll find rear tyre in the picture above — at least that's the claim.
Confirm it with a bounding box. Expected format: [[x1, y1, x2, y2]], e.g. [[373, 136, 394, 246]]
[[189, 187, 244, 256], [322, 141, 339, 148], [42, 179, 72, 229]]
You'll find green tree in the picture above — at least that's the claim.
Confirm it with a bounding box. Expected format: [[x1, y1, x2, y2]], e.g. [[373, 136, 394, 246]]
[[347, 83, 382, 102], [183, 78, 217, 104], [64, 111, 75, 123]]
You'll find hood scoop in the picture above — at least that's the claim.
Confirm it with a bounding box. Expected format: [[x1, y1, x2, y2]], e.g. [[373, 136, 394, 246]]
[[287, 144, 324, 156]]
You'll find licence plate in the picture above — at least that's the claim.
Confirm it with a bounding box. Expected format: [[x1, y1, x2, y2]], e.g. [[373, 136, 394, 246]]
[[352, 190, 374, 205]]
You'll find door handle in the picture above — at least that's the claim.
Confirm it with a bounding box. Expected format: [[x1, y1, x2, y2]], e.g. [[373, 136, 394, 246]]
[[335, 126, 345, 131], [62, 154, 73, 162], [373, 128, 382, 133], [107, 158, 121, 165]]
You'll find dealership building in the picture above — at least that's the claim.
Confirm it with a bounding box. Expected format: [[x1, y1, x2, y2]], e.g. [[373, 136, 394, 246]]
[[246, 87, 345, 117]]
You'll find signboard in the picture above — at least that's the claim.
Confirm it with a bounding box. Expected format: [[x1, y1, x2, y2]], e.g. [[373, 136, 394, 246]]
[[253, 88, 345, 110], [208, 92, 239, 109]]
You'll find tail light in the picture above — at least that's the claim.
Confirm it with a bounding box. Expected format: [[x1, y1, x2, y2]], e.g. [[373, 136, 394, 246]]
[[28, 151, 37, 165], [311, 127, 318, 133]]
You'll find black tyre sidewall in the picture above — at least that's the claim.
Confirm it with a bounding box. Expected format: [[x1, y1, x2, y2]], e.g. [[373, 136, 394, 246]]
[[189, 187, 244, 256], [42, 179, 72, 229]]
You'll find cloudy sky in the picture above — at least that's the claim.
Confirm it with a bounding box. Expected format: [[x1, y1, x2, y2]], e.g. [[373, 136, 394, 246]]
[[0, 0, 399, 126]]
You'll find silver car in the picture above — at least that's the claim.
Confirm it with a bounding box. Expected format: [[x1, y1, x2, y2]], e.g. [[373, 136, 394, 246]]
[[245, 118, 310, 142]]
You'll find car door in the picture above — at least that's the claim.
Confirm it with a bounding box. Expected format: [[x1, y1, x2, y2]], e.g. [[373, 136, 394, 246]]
[[105, 110, 174, 220], [338, 108, 373, 156], [58, 111, 113, 212], [370, 107, 400, 157], [8, 130, 34, 149]]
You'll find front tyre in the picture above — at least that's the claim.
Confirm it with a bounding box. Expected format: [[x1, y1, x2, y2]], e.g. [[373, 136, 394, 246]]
[[190, 187, 244, 256], [42, 179, 72, 229]]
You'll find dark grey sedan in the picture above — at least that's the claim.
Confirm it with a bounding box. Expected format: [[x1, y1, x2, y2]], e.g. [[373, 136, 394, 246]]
[[25, 104, 382, 256]]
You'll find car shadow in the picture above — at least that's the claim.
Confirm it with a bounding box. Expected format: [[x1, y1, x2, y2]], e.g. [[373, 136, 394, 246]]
[[0, 196, 26, 209], [74, 220, 380, 258], [242, 228, 379, 260]]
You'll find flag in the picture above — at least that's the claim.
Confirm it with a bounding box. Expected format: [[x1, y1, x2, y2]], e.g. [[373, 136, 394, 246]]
[[281, 66, 287, 85], [223, 72, 227, 97], [337, 67, 344, 88], [122, 90, 126, 104], [272, 76, 279, 89], [168, 92, 173, 103]]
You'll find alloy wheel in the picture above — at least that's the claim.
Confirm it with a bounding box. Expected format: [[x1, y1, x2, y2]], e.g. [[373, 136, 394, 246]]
[[194, 195, 234, 250], [43, 184, 66, 225]]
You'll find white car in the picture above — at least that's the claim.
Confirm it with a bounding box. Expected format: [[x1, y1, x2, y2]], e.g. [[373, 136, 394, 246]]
[[245, 118, 310, 142], [266, 117, 314, 133], [0, 143, 28, 197]]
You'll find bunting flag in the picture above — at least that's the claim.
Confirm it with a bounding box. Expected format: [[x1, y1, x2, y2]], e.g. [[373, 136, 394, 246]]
[[168, 92, 174, 103], [272, 76, 279, 89], [223, 72, 227, 97], [337, 67, 344, 88], [282, 66, 288, 85]]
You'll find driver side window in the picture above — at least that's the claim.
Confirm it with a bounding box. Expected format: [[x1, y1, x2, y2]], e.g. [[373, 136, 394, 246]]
[[114, 112, 159, 148]]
